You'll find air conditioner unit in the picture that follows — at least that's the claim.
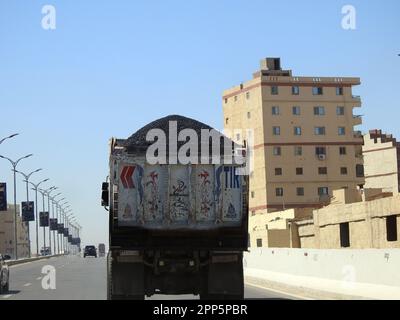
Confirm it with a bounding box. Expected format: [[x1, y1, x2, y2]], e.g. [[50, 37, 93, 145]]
[[318, 154, 326, 160]]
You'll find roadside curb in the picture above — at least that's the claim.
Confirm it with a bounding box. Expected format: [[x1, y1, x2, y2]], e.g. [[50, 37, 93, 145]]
[[7, 254, 64, 267], [245, 275, 371, 300]]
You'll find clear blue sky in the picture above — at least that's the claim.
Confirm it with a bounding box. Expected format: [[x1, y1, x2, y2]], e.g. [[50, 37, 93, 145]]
[[0, 1, 399, 248]]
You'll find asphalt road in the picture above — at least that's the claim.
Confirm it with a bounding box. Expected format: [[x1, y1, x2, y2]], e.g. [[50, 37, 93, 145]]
[[0, 256, 298, 300]]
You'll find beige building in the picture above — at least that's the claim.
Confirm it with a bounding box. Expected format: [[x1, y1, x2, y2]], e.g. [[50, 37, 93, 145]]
[[0, 204, 29, 259], [363, 129, 400, 193], [223, 57, 364, 214], [250, 188, 400, 249]]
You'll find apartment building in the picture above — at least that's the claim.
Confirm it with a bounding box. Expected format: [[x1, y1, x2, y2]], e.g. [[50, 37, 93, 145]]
[[223, 57, 364, 214], [363, 129, 400, 194]]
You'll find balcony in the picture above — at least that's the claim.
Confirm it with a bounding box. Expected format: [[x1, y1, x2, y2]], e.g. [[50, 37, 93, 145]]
[[352, 95, 362, 107], [353, 130, 363, 141], [353, 115, 362, 126]]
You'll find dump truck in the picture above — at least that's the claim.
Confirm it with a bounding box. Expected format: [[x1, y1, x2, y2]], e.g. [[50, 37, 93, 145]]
[[101, 115, 249, 300], [98, 243, 106, 257]]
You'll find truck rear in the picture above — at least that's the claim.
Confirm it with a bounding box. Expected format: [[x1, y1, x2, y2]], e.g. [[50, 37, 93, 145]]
[[102, 115, 249, 300], [98, 243, 106, 257]]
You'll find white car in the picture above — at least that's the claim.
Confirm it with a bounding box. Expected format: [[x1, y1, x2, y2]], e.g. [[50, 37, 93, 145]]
[[0, 254, 10, 294]]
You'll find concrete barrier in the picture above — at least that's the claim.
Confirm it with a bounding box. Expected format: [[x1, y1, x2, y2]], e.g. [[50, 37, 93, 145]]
[[7, 254, 64, 266], [244, 248, 400, 300]]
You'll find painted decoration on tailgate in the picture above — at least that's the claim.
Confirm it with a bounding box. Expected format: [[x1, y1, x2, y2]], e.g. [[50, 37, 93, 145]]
[[169, 166, 190, 222], [143, 165, 168, 222], [193, 165, 215, 222], [118, 163, 144, 222], [215, 165, 242, 222]]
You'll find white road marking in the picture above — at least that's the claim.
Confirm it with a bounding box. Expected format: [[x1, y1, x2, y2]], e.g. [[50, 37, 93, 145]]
[[36, 276, 42, 280], [23, 283, 32, 287], [1, 294, 12, 299]]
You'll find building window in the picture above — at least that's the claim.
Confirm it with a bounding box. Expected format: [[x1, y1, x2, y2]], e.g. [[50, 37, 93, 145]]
[[312, 87, 323, 95], [338, 127, 346, 135], [337, 106, 345, 115], [247, 112, 251, 119], [225, 98, 228, 104], [356, 164, 364, 177], [225, 118, 229, 125], [314, 106, 325, 116], [315, 147, 326, 155], [336, 87, 344, 96], [276, 188, 284, 197], [256, 239, 263, 247], [292, 86, 300, 95], [314, 127, 326, 135], [340, 223, 350, 248], [246, 92, 250, 99], [296, 167, 303, 175], [339, 147, 347, 155], [294, 127, 302, 136], [296, 187, 304, 196], [340, 167, 348, 175], [273, 126, 281, 135], [275, 168, 282, 176], [251, 191, 255, 198], [272, 106, 280, 115], [271, 86, 279, 95], [273, 147, 281, 156], [294, 146, 302, 156], [318, 167, 327, 175], [234, 96, 238, 102], [292, 106, 301, 115], [318, 187, 329, 196], [386, 215, 398, 242]]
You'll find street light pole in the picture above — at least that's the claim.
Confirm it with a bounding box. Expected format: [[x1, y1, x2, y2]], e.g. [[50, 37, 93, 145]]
[[0, 133, 19, 145], [52, 194, 62, 254], [0, 154, 33, 260], [43, 187, 57, 255], [16, 168, 42, 258], [58, 199, 67, 254], [29, 179, 49, 256], [37, 189, 49, 253], [66, 213, 74, 255]]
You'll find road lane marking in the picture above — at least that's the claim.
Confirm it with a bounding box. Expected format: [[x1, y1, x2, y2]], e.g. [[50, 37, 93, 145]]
[[36, 276, 42, 280], [23, 283, 32, 287], [245, 282, 314, 300], [1, 294, 12, 299]]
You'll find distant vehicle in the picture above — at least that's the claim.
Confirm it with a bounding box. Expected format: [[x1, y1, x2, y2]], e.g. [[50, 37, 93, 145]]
[[0, 254, 11, 294], [98, 244, 106, 257], [84, 246, 97, 258], [102, 115, 249, 300], [40, 247, 51, 256]]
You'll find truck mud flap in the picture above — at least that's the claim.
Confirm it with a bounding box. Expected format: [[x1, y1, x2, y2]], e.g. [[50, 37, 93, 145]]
[[111, 261, 145, 297], [207, 254, 243, 296]]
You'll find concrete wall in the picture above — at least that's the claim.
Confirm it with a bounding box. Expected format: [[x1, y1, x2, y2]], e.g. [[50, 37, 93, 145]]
[[244, 247, 400, 299], [363, 131, 399, 194], [0, 204, 29, 259]]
